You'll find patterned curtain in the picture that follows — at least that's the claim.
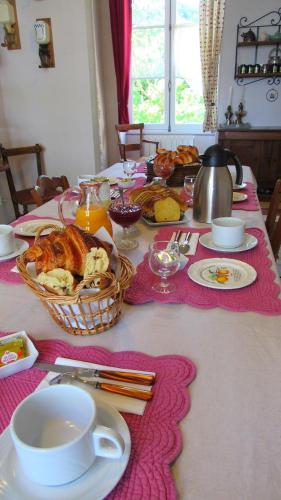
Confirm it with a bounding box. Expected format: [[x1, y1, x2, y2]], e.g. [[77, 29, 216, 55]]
[[199, 0, 226, 132]]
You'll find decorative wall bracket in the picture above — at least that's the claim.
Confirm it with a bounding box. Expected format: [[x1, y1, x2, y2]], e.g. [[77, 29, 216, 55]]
[[34, 18, 55, 68], [0, 0, 21, 50]]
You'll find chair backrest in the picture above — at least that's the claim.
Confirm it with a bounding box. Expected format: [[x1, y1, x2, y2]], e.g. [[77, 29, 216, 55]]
[[115, 123, 144, 161], [0, 143, 44, 218], [31, 175, 70, 206], [265, 178, 281, 259]]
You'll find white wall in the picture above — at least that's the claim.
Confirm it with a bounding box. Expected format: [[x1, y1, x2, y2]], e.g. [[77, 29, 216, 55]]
[[0, 0, 97, 222], [218, 0, 281, 126]]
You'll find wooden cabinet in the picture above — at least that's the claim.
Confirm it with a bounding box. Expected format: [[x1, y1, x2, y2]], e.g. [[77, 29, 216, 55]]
[[218, 128, 281, 199]]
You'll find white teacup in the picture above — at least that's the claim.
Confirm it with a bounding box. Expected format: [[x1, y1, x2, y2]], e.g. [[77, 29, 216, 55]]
[[0, 225, 16, 256], [212, 217, 245, 248], [10, 385, 125, 486]]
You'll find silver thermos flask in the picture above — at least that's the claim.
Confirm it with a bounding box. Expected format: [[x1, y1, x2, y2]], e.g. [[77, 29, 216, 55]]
[[193, 144, 243, 223]]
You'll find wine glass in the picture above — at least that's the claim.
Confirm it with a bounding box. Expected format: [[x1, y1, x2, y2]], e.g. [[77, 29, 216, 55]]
[[149, 240, 180, 294], [109, 199, 142, 250], [184, 175, 196, 206], [153, 159, 175, 185], [123, 160, 137, 179]]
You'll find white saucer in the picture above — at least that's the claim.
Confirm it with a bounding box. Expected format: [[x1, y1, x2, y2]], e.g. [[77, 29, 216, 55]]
[[0, 399, 131, 500], [233, 182, 247, 190], [14, 219, 63, 237], [199, 232, 258, 253], [0, 239, 29, 262]]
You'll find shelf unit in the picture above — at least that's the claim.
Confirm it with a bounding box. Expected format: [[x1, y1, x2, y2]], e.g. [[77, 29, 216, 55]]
[[234, 9, 281, 86]]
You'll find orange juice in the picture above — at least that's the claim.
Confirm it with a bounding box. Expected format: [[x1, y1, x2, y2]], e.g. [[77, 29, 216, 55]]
[[75, 204, 113, 236]]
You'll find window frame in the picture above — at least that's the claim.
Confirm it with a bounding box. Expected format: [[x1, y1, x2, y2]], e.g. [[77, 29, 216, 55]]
[[130, 0, 203, 134]]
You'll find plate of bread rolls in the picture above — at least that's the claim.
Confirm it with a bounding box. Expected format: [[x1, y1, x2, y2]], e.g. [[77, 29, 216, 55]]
[[129, 184, 188, 225]]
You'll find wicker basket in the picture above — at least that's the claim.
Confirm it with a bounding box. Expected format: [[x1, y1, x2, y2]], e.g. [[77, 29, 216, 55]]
[[146, 160, 201, 187], [16, 224, 135, 336]]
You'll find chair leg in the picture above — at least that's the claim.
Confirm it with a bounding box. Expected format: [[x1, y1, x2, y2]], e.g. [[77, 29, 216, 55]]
[[13, 202, 20, 219]]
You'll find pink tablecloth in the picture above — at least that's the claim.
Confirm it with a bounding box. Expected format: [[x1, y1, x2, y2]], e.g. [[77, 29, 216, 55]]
[[0, 336, 196, 500], [125, 227, 281, 315]]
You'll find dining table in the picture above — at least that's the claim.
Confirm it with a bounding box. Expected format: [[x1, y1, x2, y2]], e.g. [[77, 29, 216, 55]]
[[1, 163, 281, 500]]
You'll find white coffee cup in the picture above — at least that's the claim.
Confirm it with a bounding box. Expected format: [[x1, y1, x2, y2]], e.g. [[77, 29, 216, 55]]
[[0, 225, 16, 256], [10, 385, 125, 486], [211, 217, 245, 248]]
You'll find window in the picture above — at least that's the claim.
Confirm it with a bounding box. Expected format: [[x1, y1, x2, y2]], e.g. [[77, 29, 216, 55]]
[[131, 0, 204, 132]]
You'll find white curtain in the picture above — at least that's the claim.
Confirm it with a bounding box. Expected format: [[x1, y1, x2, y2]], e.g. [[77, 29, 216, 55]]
[[91, 0, 108, 170], [199, 0, 226, 132]]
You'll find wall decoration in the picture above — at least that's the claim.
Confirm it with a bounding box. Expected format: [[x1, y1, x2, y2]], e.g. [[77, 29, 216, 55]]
[[34, 18, 55, 68], [266, 88, 278, 102], [235, 8, 281, 86], [0, 0, 21, 50]]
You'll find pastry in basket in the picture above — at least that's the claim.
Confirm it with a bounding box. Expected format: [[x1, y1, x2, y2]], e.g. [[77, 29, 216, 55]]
[[129, 184, 187, 223], [24, 225, 113, 295], [175, 145, 199, 164]]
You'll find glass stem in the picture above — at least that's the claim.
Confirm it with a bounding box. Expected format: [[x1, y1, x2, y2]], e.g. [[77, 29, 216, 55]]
[[159, 275, 169, 289], [123, 226, 130, 240]]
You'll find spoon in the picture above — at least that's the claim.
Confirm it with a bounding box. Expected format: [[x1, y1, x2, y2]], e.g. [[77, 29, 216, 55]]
[[179, 232, 192, 255]]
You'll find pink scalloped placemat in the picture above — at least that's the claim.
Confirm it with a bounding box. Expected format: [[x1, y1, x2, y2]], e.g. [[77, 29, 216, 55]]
[[0, 215, 67, 285], [180, 182, 259, 211], [125, 227, 281, 315], [0, 336, 196, 500]]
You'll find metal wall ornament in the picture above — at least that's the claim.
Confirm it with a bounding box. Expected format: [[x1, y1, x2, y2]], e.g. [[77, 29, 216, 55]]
[[266, 88, 278, 102], [235, 8, 281, 87]]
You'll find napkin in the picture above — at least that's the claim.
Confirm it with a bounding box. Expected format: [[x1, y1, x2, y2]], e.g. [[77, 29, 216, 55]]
[[37, 356, 155, 416], [171, 231, 199, 256]]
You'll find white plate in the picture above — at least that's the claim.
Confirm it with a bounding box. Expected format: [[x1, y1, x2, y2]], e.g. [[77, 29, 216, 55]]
[[78, 175, 120, 186], [233, 182, 247, 190], [187, 258, 257, 290], [232, 192, 248, 202], [141, 214, 188, 227], [0, 239, 29, 262], [0, 399, 131, 500], [117, 178, 136, 188], [14, 219, 63, 237], [199, 232, 258, 253]]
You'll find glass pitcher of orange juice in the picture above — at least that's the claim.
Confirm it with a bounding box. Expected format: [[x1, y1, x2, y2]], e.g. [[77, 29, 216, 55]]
[[58, 182, 113, 236]]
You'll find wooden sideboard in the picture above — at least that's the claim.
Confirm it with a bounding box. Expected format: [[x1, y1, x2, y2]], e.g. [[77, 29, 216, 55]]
[[218, 128, 281, 199]]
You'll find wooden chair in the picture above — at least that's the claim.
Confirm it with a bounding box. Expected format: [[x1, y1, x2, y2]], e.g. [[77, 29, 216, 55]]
[[0, 144, 43, 218], [115, 123, 159, 161], [265, 178, 281, 260], [31, 175, 70, 206]]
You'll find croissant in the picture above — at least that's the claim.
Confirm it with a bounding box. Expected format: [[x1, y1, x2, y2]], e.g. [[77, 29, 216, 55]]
[[24, 225, 113, 276]]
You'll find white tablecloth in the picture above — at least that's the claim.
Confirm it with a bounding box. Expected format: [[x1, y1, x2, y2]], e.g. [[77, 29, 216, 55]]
[[1, 165, 281, 500]]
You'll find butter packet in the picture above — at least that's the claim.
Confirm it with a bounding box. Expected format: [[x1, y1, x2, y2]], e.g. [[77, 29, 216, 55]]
[[0, 336, 26, 367]]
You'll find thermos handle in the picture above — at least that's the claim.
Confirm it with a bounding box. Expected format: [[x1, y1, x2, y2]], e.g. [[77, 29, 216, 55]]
[[225, 149, 243, 186]]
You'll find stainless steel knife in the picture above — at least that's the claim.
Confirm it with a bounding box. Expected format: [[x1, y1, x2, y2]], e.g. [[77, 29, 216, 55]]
[[34, 362, 155, 385]]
